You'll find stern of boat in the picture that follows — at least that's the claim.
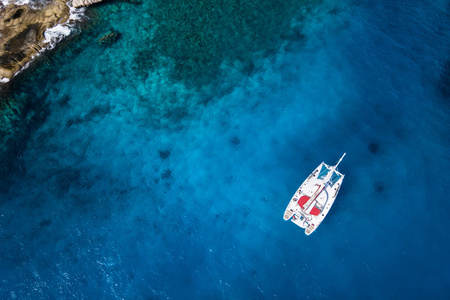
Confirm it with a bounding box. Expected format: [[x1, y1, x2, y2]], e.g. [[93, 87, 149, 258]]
[[284, 208, 294, 220], [305, 224, 315, 235]]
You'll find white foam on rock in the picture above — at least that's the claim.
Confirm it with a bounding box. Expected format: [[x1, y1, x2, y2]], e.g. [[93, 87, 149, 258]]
[[43, 24, 73, 48], [43, 4, 87, 49], [1, 0, 47, 9], [1, 0, 30, 6]]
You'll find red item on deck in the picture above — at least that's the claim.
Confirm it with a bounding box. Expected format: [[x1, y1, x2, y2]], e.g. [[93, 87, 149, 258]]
[[298, 196, 310, 208], [310, 206, 321, 216]]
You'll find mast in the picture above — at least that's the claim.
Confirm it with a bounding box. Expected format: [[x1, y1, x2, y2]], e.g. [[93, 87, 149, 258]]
[[323, 153, 346, 183], [334, 153, 346, 169], [302, 154, 346, 211]]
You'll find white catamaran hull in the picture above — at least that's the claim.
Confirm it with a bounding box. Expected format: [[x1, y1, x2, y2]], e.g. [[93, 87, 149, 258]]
[[284, 154, 345, 235]]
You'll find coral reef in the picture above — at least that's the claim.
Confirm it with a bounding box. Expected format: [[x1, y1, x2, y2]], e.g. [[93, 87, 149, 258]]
[[0, 91, 48, 190], [136, 0, 313, 87]]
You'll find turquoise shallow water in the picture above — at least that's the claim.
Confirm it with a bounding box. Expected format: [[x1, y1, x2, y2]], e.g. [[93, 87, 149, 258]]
[[1, 0, 450, 298]]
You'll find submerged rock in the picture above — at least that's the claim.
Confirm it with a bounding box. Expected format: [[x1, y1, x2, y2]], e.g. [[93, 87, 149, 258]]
[[438, 60, 450, 99], [230, 136, 240, 145], [38, 218, 52, 229], [161, 169, 172, 179], [98, 30, 121, 46], [159, 150, 171, 160], [368, 142, 379, 154], [0, 0, 70, 82], [374, 181, 385, 194]]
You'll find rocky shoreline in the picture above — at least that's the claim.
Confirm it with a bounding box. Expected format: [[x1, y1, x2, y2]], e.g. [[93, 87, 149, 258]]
[[0, 0, 72, 82], [0, 0, 105, 186], [0, 0, 115, 83], [0, 0, 146, 83]]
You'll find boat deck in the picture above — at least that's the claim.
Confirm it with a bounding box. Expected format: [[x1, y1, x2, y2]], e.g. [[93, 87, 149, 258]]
[[283, 154, 346, 235]]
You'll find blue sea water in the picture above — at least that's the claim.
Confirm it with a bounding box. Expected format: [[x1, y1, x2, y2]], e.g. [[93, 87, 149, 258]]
[[1, 0, 450, 298]]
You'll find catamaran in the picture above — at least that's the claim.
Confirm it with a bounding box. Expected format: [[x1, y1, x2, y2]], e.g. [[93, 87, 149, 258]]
[[283, 153, 346, 235]]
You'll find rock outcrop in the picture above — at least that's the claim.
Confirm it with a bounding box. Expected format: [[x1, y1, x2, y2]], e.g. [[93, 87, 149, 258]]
[[72, 0, 104, 8], [0, 0, 70, 82]]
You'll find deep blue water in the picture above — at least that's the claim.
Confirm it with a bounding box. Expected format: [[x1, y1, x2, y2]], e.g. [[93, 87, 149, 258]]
[[1, 0, 450, 298]]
